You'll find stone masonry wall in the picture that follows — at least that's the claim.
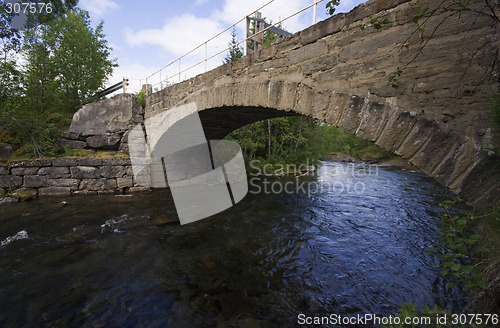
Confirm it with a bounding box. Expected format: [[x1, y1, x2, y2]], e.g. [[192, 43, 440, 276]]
[[0, 158, 150, 204]]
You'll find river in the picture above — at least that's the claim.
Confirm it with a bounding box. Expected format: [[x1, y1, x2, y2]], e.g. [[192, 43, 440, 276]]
[[0, 161, 461, 327]]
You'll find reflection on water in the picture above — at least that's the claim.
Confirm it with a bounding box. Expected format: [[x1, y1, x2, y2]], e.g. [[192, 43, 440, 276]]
[[0, 162, 459, 327]]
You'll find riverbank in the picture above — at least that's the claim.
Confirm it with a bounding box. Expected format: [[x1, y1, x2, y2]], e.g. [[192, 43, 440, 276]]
[[0, 153, 150, 205]]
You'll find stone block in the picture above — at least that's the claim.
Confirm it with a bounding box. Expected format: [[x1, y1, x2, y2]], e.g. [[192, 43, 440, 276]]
[[70, 166, 100, 179], [58, 139, 87, 149], [86, 134, 121, 150], [79, 178, 117, 191], [8, 160, 51, 169], [47, 178, 80, 188], [127, 186, 151, 193], [52, 158, 78, 167], [100, 165, 128, 178], [101, 158, 131, 166], [11, 167, 39, 175], [38, 167, 69, 176], [0, 166, 7, 175], [23, 175, 49, 188], [77, 158, 103, 166], [38, 187, 72, 196], [116, 177, 134, 188], [0, 176, 23, 188]]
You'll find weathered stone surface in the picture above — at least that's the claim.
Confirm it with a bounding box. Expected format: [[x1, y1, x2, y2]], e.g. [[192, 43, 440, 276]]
[[11, 167, 39, 175], [47, 178, 80, 188], [100, 165, 127, 178], [0, 197, 19, 205], [0, 166, 7, 175], [11, 188, 37, 201], [101, 158, 131, 166], [86, 134, 121, 150], [128, 186, 151, 193], [24, 175, 49, 188], [38, 187, 71, 196], [58, 139, 87, 149], [72, 190, 98, 195], [70, 166, 100, 179], [0, 176, 23, 188], [0, 143, 13, 158], [0, 188, 5, 197], [9, 160, 51, 169], [79, 178, 117, 191], [116, 177, 134, 188], [52, 158, 78, 167], [38, 167, 69, 176], [69, 93, 143, 136], [77, 158, 103, 166]]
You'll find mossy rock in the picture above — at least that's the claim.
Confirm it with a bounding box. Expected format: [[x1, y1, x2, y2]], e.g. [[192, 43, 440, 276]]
[[11, 188, 37, 201]]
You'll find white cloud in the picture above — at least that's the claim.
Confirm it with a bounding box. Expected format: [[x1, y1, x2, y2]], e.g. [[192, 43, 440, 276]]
[[124, 13, 225, 57], [80, 0, 119, 17]]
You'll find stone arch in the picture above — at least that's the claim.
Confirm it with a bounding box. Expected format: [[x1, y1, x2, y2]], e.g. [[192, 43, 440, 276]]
[[144, 0, 500, 207]]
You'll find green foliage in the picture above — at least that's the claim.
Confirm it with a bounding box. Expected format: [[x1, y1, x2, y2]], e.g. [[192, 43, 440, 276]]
[[135, 91, 146, 108], [359, 16, 390, 31], [387, 67, 403, 89], [22, 8, 117, 113], [247, 18, 287, 51], [224, 28, 243, 64], [226, 116, 390, 168], [325, 0, 340, 15], [0, 6, 117, 158], [429, 199, 488, 290]]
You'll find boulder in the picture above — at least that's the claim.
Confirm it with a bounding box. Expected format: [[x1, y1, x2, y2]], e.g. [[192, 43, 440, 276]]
[[68, 94, 143, 137]]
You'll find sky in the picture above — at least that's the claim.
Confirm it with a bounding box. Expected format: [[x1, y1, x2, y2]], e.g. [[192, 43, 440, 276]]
[[78, 0, 368, 94]]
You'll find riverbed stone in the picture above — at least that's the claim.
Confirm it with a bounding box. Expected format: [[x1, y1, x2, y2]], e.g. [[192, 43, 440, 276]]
[[0, 176, 23, 188], [0, 197, 19, 205], [38, 187, 72, 196], [70, 166, 100, 179], [11, 188, 37, 201]]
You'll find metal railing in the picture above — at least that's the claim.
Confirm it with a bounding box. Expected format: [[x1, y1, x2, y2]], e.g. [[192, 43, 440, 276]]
[[143, 0, 325, 95]]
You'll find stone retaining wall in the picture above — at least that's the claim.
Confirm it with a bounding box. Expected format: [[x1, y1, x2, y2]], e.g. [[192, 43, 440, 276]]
[[0, 157, 150, 203]]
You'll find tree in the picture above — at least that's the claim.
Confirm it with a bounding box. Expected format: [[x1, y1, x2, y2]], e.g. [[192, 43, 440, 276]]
[[23, 8, 117, 113], [223, 28, 243, 64]]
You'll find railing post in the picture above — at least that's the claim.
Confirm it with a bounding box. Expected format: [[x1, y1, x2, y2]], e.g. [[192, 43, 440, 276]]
[[122, 77, 127, 93], [313, 0, 317, 25]]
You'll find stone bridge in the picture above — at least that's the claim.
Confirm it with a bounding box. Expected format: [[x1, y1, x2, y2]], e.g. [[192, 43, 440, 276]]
[[145, 0, 500, 207]]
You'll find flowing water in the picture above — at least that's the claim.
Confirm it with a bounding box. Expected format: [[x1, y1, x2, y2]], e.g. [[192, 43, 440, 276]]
[[0, 161, 461, 327]]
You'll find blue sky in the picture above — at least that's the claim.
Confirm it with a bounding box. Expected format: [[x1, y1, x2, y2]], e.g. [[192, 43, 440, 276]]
[[78, 0, 367, 93]]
